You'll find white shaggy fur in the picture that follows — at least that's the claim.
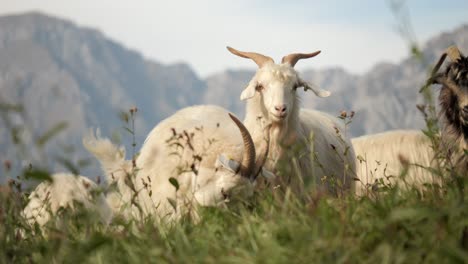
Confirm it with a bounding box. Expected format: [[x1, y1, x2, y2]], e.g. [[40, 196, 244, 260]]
[[22, 173, 113, 227], [352, 130, 439, 195], [230, 54, 356, 195], [84, 105, 268, 222], [81, 133, 134, 219]]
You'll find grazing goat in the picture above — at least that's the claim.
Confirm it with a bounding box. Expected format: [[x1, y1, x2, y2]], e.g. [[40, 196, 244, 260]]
[[22, 173, 113, 227], [227, 47, 356, 196], [429, 46, 468, 175], [84, 105, 271, 222]]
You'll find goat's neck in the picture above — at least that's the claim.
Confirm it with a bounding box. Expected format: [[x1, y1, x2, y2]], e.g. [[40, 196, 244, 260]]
[[438, 90, 468, 148], [243, 95, 301, 162], [438, 112, 468, 173], [442, 124, 468, 152], [439, 109, 468, 149]]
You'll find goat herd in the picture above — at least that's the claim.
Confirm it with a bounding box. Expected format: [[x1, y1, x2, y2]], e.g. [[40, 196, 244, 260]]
[[22, 45, 468, 228]]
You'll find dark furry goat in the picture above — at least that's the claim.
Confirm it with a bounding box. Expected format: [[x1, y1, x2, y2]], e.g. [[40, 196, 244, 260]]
[[430, 46, 468, 175]]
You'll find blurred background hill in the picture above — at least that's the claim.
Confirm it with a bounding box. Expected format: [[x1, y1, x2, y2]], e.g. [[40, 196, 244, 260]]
[[0, 12, 467, 178]]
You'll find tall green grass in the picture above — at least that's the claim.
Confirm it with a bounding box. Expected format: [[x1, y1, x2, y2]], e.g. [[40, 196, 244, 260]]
[[1, 169, 467, 263], [1, 104, 467, 262]]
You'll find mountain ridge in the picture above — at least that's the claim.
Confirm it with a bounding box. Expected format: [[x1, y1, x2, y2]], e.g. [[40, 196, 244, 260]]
[[0, 12, 467, 177]]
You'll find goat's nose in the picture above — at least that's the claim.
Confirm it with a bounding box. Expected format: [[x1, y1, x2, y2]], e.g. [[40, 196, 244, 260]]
[[274, 104, 287, 113], [463, 105, 468, 114]]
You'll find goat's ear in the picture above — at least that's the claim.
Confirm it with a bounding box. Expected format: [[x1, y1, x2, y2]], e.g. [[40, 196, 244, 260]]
[[260, 167, 276, 180], [240, 80, 257, 101], [298, 79, 331, 98], [216, 154, 240, 173]]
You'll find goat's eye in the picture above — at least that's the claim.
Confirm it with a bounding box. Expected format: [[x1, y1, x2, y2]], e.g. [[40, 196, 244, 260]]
[[256, 84, 265, 91]]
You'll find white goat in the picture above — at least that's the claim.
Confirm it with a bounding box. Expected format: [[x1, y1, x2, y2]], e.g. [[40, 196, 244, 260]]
[[22, 173, 113, 227], [227, 47, 356, 196], [352, 130, 439, 195], [84, 105, 271, 222]]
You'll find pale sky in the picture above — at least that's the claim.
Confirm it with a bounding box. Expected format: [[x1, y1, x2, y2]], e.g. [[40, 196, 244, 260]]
[[1, 0, 468, 77]]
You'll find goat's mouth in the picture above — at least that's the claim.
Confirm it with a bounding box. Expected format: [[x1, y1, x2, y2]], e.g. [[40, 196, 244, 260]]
[[270, 112, 288, 121]]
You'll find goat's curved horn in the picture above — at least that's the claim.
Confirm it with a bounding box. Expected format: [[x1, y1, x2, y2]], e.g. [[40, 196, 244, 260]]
[[226, 46, 274, 68], [429, 46, 464, 94], [228, 113, 255, 177], [253, 124, 272, 181], [281, 51, 321, 67], [430, 53, 448, 78]]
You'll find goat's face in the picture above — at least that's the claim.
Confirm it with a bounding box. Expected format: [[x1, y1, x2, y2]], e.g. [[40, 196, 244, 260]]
[[227, 46, 331, 125], [435, 49, 468, 129], [246, 64, 299, 124], [446, 56, 468, 127], [195, 114, 274, 206], [192, 113, 272, 207], [195, 154, 276, 206], [194, 155, 254, 206]]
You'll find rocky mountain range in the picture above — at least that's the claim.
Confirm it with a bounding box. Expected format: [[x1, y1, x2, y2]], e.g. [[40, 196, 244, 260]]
[[0, 12, 466, 178]]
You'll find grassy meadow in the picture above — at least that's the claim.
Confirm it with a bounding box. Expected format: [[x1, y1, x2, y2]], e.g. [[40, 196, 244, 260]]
[[1, 161, 467, 263]]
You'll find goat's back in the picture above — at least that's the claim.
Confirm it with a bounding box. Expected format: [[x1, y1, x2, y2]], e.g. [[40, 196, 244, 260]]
[[352, 130, 437, 195], [135, 105, 247, 217], [23, 173, 112, 227], [299, 109, 357, 192]]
